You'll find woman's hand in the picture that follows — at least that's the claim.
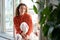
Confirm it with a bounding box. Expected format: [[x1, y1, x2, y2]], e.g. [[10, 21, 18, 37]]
[[35, 32, 39, 36], [21, 32, 28, 40], [21, 32, 25, 38]]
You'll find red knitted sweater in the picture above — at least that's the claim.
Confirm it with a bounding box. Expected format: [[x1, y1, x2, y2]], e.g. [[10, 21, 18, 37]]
[[13, 13, 33, 36]]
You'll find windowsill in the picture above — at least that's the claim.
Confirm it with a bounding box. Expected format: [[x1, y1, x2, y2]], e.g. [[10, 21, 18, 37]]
[[0, 33, 14, 40]]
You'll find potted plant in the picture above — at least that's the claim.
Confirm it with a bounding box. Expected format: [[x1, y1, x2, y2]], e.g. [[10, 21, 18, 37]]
[[32, 0, 60, 40]]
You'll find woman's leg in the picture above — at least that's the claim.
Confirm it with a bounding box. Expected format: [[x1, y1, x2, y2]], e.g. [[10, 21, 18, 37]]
[[15, 34, 22, 40]]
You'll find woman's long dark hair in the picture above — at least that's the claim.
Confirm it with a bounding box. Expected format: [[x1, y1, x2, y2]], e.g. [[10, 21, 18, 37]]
[[15, 3, 27, 16]]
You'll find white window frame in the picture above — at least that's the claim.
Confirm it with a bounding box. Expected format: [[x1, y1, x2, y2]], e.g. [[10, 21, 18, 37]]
[[0, 0, 20, 40]]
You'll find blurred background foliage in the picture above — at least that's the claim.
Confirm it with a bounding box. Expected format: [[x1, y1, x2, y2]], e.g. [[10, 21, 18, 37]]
[[31, 0, 60, 40]]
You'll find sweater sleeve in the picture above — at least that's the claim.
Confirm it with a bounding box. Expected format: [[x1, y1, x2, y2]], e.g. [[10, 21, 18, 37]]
[[13, 17, 22, 34], [26, 15, 33, 36]]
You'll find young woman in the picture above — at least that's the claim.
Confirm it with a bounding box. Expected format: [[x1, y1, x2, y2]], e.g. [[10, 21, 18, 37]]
[[13, 3, 33, 40]]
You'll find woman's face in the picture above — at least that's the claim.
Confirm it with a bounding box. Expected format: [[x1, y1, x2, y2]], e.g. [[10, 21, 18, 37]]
[[19, 5, 27, 15]]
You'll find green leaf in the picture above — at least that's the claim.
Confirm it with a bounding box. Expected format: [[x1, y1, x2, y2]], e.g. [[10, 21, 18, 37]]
[[33, 5, 38, 14], [40, 7, 51, 24], [31, 0, 33, 2], [51, 27, 60, 40], [35, 1, 41, 5], [42, 7, 50, 16], [43, 24, 50, 36], [40, 15, 46, 24]]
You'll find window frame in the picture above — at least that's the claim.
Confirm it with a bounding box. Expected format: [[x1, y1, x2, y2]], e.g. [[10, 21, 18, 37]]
[[0, 0, 20, 40]]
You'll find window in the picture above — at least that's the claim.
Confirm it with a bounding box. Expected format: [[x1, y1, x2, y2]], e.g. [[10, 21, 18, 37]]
[[5, 0, 13, 35], [5, 0, 20, 37]]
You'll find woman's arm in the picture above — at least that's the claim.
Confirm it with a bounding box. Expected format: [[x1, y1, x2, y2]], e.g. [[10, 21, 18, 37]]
[[13, 17, 22, 34], [26, 15, 33, 36]]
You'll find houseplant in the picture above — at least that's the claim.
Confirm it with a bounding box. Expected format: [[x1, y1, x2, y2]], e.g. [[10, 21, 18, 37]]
[[32, 0, 60, 40]]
